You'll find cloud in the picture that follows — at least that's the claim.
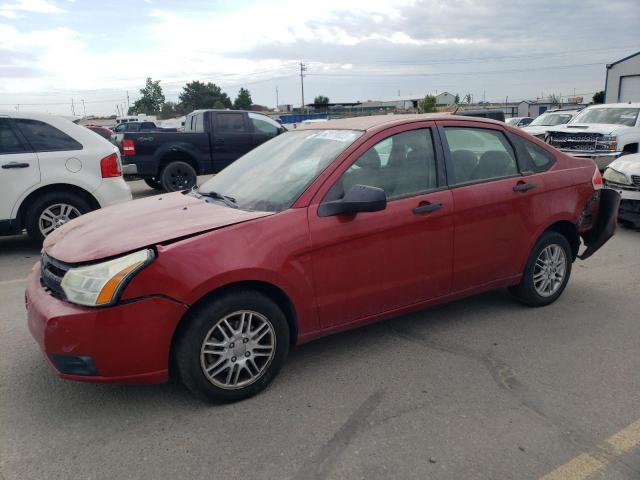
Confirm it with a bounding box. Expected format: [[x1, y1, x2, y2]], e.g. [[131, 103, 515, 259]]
[[0, 0, 64, 17]]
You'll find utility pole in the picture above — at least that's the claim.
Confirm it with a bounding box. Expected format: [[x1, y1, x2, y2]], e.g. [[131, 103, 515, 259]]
[[71, 98, 75, 116], [81, 99, 86, 117], [276, 86, 279, 109], [126, 91, 130, 111], [299, 61, 306, 114]]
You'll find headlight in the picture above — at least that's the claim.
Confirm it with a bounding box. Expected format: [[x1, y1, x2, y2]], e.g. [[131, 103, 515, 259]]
[[61, 249, 154, 306], [603, 168, 631, 185], [596, 135, 618, 151]]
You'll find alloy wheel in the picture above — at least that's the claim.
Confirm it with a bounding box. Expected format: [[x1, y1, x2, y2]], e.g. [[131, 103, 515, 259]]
[[38, 203, 81, 237], [200, 310, 276, 390], [533, 244, 567, 297]]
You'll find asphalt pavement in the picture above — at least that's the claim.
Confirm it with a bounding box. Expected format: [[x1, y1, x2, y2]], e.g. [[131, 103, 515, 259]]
[[1, 179, 639, 480]]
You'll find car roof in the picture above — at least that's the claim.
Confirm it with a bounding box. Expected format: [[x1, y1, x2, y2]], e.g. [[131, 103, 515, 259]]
[[296, 113, 503, 132], [584, 103, 640, 109], [0, 110, 77, 122]]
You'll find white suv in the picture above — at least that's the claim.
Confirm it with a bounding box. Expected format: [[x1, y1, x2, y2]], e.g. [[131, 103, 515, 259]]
[[0, 112, 132, 243]]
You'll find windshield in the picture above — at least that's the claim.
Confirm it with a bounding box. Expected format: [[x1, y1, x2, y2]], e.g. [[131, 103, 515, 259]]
[[529, 112, 573, 126], [198, 129, 362, 212], [506, 118, 519, 125], [571, 107, 639, 127]]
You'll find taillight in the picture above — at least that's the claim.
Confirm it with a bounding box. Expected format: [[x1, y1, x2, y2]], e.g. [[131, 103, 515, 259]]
[[122, 139, 136, 156], [592, 167, 603, 190], [100, 153, 122, 178]]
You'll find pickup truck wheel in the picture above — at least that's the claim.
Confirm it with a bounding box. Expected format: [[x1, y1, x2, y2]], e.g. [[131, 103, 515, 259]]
[[175, 290, 290, 403], [25, 191, 92, 244], [160, 161, 197, 192], [143, 177, 163, 190], [509, 231, 572, 307]]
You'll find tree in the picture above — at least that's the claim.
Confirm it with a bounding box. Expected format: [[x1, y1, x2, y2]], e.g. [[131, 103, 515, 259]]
[[593, 90, 605, 104], [418, 94, 437, 113], [159, 101, 180, 119], [463, 93, 472, 104], [179, 81, 232, 112], [454, 93, 460, 104], [549, 94, 560, 107], [233, 87, 253, 110], [132, 77, 165, 114], [314, 95, 329, 105]]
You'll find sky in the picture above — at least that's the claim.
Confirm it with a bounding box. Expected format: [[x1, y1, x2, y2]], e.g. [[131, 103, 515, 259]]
[[1, 0, 639, 116]]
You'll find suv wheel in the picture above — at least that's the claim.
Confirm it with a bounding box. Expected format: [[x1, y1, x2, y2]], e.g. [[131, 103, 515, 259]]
[[509, 231, 572, 307], [25, 191, 92, 244], [160, 161, 197, 192], [143, 177, 163, 190], [175, 290, 290, 403]]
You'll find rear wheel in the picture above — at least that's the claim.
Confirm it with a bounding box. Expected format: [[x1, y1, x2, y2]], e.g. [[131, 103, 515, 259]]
[[25, 191, 92, 244], [175, 290, 290, 403], [143, 177, 163, 190], [160, 161, 197, 192], [509, 231, 572, 307]]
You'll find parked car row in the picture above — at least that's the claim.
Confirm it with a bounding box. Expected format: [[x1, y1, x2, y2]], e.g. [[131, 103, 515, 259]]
[[25, 114, 619, 402]]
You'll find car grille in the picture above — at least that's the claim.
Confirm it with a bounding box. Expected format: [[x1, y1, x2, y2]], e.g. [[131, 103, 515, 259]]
[[548, 132, 603, 152], [632, 175, 640, 188], [40, 252, 70, 300]]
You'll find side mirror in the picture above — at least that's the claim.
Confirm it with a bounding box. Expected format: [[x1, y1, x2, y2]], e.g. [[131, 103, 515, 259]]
[[318, 184, 387, 217]]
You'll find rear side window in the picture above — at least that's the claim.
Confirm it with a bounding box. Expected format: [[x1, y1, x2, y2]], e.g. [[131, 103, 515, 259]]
[[508, 133, 555, 173], [216, 113, 247, 133], [0, 119, 26, 154], [193, 114, 204, 132], [444, 127, 518, 184], [15, 119, 82, 152]]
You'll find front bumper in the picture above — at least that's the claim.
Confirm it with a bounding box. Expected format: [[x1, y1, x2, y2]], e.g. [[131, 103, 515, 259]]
[[560, 150, 623, 170], [25, 264, 187, 383]]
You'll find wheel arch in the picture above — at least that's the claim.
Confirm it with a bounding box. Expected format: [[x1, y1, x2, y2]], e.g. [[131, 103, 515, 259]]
[[158, 148, 199, 175], [543, 220, 580, 261], [621, 142, 638, 154], [16, 183, 100, 230], [168, 280, 299, 379]]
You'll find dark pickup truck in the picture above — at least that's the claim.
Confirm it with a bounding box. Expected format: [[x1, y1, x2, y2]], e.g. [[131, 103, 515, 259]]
[[112, 110, 285, 191]]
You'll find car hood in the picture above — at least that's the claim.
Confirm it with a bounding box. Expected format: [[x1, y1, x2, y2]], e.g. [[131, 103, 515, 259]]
[[44, 192, 274, 263], [546, 124, 629, 135], [607, 154, 640, 175], [521, 125, 552, 136]]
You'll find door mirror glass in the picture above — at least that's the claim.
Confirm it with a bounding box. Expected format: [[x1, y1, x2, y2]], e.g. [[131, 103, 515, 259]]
[[318, 184, 387, 217]]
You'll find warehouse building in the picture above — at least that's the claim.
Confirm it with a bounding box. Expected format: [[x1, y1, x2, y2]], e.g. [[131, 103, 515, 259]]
[[605, 51, 640, 103]]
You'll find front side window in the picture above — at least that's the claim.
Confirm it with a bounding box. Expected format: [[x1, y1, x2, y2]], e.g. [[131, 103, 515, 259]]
[[324, 129, 438, 202], [198, 129, 362, 212], [114, 124, 125, 132], [444, 127, 518, 184], [15, 119, 82, 152], [216, 113, 246, 133], [0, 119, 26, 154], [249, 113, 280, 136], [571, 107, 639, 127]]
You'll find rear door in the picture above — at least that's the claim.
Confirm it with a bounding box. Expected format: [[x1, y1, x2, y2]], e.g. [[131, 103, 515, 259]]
[[0, 117, 40, 223], [438, 120, 547, 291], [211, 112, 254, 170]]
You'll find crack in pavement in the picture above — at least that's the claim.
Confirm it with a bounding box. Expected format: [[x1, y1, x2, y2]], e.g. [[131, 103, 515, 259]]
[[386, 325, 640, 479], [291, 388, 385, 480]]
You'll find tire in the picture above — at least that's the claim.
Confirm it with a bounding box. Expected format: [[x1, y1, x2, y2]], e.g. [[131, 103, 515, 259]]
[[160, 161, 197, 192], [25, 191, 92, 244], [509, 231, 572, 307], [175, 290, 290, 403], [143, 177, 163, 190]]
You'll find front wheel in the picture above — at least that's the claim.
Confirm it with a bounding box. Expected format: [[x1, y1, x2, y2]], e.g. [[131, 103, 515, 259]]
[[175, 290, 290, 403], [25, 191, 92, 244], [509, 231, 572, 307]]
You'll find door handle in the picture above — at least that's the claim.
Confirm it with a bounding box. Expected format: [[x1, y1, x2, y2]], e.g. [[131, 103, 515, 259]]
[[513, 182, 536, 192], [413, 202, 443, 215], [2, 162, 30, 169]]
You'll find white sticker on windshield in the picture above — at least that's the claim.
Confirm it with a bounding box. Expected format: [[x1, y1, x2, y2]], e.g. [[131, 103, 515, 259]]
[[620, 115, 636, 119], [305, 130, 360, 143]]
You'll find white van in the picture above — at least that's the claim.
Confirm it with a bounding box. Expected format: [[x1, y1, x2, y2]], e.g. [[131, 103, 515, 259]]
[[0, 111, 132, 243]]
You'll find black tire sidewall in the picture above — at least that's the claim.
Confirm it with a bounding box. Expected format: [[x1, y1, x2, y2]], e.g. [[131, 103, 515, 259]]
[[175, 290, 290, 403], [25, 191, 92, 244], [514, 231, 573, 307], [160, 161, 197, 192], [143, 177, 163, 190]]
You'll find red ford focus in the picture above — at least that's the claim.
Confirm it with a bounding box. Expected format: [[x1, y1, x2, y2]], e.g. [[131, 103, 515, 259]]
[[26, 115, 619, 402]]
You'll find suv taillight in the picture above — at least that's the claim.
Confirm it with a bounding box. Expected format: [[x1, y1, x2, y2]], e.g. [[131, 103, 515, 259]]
[[122, 139, 136, 156], [100, 153, 122, 178], [592, 167, 603, 190]]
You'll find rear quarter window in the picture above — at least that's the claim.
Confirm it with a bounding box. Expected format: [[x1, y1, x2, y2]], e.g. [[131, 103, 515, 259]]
[[15, 119, 82, 152], [508, 133, 556, 173]]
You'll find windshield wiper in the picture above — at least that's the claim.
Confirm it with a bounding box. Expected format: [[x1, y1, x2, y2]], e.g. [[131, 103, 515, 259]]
[[197, 190, 238, 208]]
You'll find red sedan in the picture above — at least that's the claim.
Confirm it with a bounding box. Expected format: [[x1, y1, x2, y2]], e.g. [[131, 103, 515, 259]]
[[26, 115, 619, 402]]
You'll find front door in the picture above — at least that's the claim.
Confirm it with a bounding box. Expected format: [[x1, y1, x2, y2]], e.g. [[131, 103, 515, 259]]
[[0, 118, 40, 223], [308, 125, 454, 328], [212, 112, 254, 171]]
